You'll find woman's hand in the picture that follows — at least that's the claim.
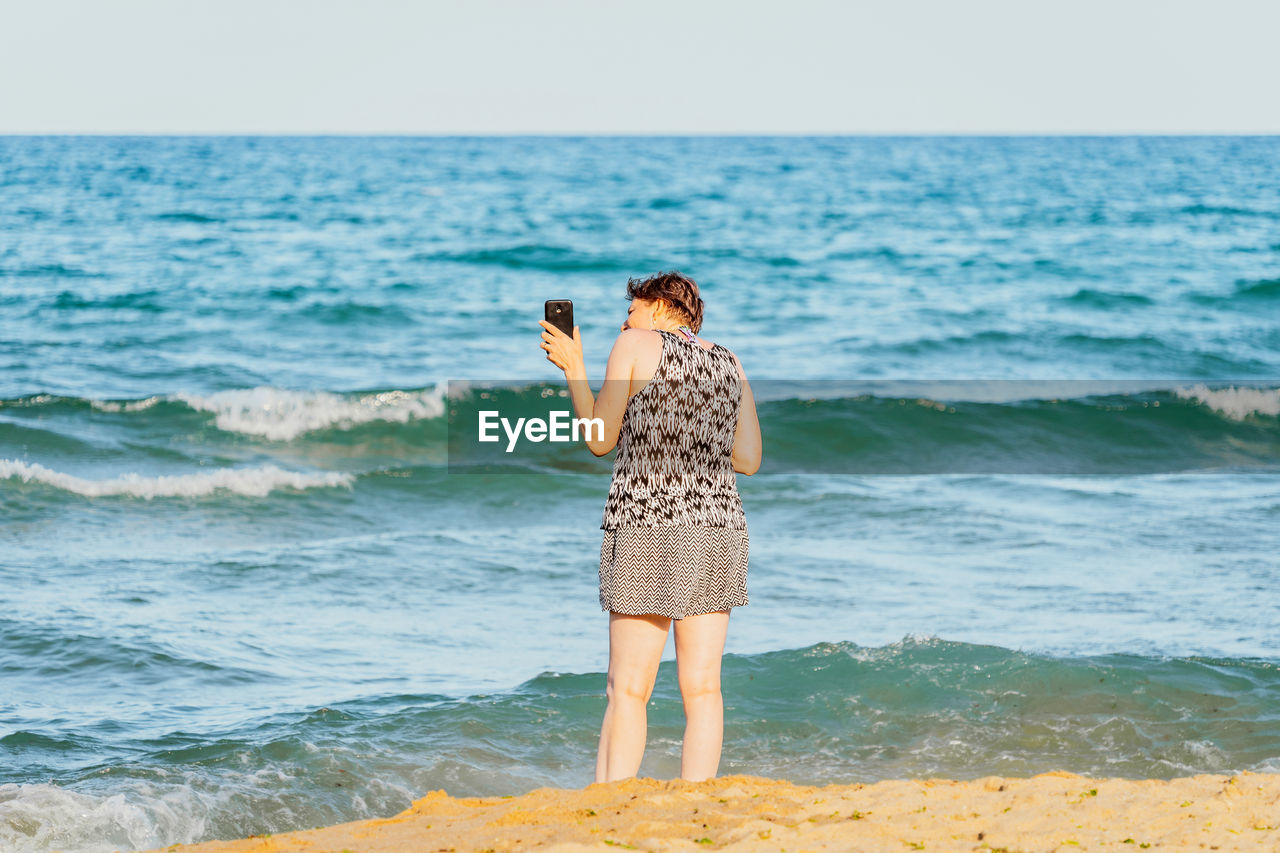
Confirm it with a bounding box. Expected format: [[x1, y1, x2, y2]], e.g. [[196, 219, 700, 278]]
[[539, 319, 584, 378]]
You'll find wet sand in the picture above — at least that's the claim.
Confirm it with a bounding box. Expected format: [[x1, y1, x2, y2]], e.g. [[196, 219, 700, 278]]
[[136, 769, 1280, 852]]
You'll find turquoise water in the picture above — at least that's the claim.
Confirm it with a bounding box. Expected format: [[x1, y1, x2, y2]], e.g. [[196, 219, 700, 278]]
[[1, 136, 1278, 853]]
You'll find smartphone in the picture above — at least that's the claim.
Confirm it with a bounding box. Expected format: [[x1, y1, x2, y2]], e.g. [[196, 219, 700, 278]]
[[544, 299, 574, 337]]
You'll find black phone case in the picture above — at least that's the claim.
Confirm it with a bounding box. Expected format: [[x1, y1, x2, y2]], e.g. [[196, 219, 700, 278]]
[[545, 299, 574, 337]]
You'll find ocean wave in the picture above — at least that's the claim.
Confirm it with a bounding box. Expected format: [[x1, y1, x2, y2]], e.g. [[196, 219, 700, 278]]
[[1233, 277, 1280, 300], [0, 742, 419, 853], [51, 289, 168, 312], [88, 395, 165, 413], [11, 382, 1279, 474], [1058, 288, 1155, 308], [0, 459, 354, 498], [153, 211, 221, 223], [1185, 277, 1280, 307], [1180, 203, 1276, 217], [85, 386, 448, 440], [0, 263, 106, 279], [1173, 383, 1280, 420], [2, 637, 1277, 853], [446, 381, 1280, 474], [173, 387, 446, 440], [284, 300, 419, 326], [0, 618, 268, 683], [0, 781, 190, 853], [414, 244, 647, 273]]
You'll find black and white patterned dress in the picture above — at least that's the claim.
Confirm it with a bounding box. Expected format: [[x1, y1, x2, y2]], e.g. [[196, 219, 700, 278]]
[[599, 328, 750, 620]]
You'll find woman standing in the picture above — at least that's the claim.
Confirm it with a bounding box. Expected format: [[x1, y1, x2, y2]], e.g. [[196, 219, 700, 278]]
[[539, 271, 761, 783]]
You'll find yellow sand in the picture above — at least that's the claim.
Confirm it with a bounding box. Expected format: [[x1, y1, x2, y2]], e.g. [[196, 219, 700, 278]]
[[135, 769, 1279, 852]]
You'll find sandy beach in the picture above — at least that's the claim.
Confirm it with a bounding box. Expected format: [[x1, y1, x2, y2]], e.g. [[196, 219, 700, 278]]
[[136, 769, 1279, 852]]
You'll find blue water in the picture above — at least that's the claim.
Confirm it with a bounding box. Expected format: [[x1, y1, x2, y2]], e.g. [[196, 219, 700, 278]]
[[1, 136, 1278, 853]]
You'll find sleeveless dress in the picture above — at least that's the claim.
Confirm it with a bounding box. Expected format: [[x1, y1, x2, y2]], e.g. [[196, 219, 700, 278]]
[[598, 328, 750, 620]]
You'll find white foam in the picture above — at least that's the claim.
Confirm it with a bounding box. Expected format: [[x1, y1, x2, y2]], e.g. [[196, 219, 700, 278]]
[[89, 395, 164, 413], [445, 380, 473, 401], [1173, 384, 1280, 420], [0, 756, 423, 853], [173, 386, 446, 440], [0, 459, 354, 498], [0, 782, 200, 853]]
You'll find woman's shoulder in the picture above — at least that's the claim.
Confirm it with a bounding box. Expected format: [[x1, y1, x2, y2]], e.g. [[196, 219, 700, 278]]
[[610, 328, 665, 375], [614, 327, 665, 352]]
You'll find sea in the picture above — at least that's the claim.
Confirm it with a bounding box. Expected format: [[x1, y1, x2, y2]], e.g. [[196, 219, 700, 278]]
[[1, 135, 1278, 853]]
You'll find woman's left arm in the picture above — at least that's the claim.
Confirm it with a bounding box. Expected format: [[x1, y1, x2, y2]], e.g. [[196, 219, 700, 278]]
[[730, 353, 762, 475], [540, 321, 638, 456]]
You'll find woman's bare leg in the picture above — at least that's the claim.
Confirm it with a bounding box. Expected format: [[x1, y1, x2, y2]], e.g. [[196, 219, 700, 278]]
[[673, 609, 730, 781], [595, 611, 671, 783]]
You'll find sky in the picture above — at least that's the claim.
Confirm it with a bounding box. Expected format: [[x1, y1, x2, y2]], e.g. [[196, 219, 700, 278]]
[[2, 0, 1278, 134]]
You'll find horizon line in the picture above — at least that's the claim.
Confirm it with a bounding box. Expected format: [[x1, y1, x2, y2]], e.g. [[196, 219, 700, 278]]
[[4, 130, 1280, 138]]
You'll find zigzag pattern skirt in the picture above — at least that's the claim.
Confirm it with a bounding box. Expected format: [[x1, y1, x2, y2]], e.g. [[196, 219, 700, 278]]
[[599, 526, 749, 620]]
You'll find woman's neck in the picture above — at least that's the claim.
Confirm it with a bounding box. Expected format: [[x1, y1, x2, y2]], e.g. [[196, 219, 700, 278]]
[[665, 323, 700, 344], [654, 320, 684, 332]]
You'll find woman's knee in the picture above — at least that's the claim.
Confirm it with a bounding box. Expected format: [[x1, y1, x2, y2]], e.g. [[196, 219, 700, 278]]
[[607, 672, 655, 704], [678, 671, 721, 702]]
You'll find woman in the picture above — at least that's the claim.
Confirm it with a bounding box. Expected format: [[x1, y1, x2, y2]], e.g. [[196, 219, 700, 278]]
[[539, 270, 761, 784]]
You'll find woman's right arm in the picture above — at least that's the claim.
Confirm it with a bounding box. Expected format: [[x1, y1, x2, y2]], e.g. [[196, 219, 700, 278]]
[[574, 330, 642, 456], [729, 353, 761, 475], [540, 322, 642, 456]]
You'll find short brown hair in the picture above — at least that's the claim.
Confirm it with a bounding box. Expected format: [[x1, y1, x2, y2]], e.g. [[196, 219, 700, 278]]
[[625, 270, 705, 333]]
